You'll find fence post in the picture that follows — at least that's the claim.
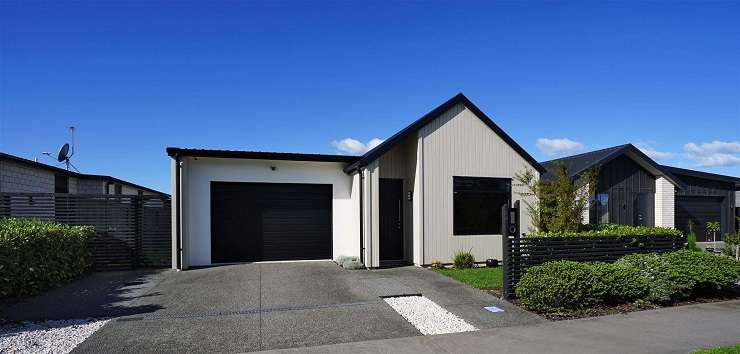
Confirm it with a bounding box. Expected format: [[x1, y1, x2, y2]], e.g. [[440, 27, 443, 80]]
[[502, 200, 520, 300]]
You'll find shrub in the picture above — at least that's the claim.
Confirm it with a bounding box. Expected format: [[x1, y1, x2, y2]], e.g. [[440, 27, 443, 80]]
[[0, 218, 94, 298], [616, 252, 688, 303], [342, 260, 364, 270], [723, 230, 739, 258], [590, 262, 649, 303], [686, 230, 700, 252], [453, 250, 475, 269], [515, 261, 605, 312], [662, 250, 739, 294], [617, 250, 739, 303], [530, 223, 683, 238]]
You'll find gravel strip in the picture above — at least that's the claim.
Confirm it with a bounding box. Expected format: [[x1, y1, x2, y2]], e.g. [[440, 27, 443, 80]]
[[0, 318, 109, 354], [384, 296, 478, 335]]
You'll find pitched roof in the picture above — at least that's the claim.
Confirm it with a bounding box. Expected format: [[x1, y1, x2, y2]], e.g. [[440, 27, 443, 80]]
[[540, 144, 685, 189], [0, 152, 168, 196], [343, 93, 545, 173], [660, 165, 740, 188], [166, 148, 360, 163]]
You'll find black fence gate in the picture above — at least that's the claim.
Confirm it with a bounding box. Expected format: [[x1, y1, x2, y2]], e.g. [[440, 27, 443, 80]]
[[0, 193, 171, 271]]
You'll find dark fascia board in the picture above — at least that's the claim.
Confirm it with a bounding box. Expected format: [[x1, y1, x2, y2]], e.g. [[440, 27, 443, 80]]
[[541, 144, 686, 190], [660, 165, 740, 188], [0, 152, 169, 196], [343, 93, 546, 174], [167, 147, 361, 163]]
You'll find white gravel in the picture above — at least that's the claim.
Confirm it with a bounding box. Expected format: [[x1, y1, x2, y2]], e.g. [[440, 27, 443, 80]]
[[384, 296, 478, 335], [0, 318, 109, 354]]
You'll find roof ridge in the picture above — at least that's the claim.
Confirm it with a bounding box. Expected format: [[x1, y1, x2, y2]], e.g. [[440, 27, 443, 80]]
[[540, 144, 629, 164]]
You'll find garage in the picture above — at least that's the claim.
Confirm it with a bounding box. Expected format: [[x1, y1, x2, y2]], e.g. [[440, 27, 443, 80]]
[[211, 181, 332, 263], [675, 196, 723, 242]]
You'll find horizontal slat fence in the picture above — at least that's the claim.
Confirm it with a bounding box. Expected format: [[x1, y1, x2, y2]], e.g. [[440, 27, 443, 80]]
[[502, 234, 686, 299], [0, 193, 171, 271]]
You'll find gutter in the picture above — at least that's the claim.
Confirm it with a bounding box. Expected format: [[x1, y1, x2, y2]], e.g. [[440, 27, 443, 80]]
[[174, 154, 182, 271]]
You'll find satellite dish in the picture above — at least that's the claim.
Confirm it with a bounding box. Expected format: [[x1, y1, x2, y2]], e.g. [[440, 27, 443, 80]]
[[57, 143, 70, 162]]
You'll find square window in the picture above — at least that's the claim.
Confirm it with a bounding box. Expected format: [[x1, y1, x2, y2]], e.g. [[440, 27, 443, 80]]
[[453, 176, 511, 235]]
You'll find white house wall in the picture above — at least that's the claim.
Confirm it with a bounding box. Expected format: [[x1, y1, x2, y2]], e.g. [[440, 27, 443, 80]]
[[180, 157, 357, 267], [655, 177, 675, 228], [418, 103, 539, 264]]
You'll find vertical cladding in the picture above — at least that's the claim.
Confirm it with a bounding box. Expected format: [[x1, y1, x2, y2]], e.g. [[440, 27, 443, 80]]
[[673, 173, 736, 236], [654, 177, 675, 228], [419, 104, 539, 264], [597, 155, 656, 226]]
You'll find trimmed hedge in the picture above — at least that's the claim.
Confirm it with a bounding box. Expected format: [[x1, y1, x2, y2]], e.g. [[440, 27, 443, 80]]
[[530, 223, 683, 238], [517, 250, 739, 313], [0, 218, 94, 298]]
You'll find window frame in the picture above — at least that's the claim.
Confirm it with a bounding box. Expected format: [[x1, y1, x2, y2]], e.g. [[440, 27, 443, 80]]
[[452, 176, 512, 236]]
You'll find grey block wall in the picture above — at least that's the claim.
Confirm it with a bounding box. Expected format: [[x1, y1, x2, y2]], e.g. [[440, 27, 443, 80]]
[[0, 159, 55, 193]]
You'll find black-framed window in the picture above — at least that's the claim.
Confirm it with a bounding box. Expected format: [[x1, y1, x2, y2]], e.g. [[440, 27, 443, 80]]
[[453, 176, 511, 236], [114, 184, 122, 195], [54, 174, 69, 194], [589, 192, 609, 224]]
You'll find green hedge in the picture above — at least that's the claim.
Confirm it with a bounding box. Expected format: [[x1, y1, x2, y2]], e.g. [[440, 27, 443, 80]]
[[0, 218, 94, 298], [529, 223, 683, 238], [516, 250, 739, 313]]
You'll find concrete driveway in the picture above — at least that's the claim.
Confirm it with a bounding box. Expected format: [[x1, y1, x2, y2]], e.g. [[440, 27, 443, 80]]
[[1, 261, 541, 353]]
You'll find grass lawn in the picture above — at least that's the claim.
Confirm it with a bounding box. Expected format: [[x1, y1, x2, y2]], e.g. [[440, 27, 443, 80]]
[[693, 344, 740, 354], [432, 267, 503, 289]]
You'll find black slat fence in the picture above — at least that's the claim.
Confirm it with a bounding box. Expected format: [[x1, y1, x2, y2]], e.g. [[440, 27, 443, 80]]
[[502, 232, 685, 299], [0, 193, 171, 271]]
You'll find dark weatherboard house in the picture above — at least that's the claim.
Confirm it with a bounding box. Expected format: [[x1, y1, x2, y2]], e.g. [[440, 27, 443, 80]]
[[542, 144, 739, 246]]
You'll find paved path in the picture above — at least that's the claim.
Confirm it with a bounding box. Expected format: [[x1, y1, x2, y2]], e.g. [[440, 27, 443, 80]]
[[258, 300, 740, 354]]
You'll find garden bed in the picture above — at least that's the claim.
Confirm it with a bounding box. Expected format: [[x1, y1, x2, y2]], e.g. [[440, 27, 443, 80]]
[[512, 291, 739, 321]]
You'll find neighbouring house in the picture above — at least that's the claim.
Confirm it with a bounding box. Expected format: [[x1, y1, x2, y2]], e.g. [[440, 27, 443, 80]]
[[0, 152, 167, 196], [167, 93, 545, 269], [541, 144, 739, 247]]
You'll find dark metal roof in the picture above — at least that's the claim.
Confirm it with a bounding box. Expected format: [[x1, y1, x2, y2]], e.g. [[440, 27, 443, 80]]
[[540, 144, 686, 189], [660, 165, 740, 188], [166, 148, 360, 163], [343, 93, 545, 173], [0, 152, 168, 196]]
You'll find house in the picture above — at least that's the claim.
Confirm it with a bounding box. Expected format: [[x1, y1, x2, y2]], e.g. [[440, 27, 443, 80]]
[[167, 93, 544, 269], [0, 151, 167, 196], [541, 144, 739, 247]]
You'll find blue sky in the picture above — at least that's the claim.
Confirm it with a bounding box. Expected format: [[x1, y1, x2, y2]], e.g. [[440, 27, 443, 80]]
[[1, 1, 738, 193]]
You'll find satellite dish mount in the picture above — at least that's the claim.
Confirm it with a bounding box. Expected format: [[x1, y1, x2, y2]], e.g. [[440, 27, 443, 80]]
[[56, 127, 78, 172]]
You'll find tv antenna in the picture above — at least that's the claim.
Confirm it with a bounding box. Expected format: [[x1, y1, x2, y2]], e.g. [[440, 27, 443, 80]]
[[42, 126, 79, 172]]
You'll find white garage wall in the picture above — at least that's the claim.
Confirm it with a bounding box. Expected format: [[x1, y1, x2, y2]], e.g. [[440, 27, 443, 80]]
[[183, 157, 358, 266]]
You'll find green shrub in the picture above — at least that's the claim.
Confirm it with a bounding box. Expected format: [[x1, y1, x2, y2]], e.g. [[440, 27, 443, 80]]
[[616, 252, 688, 303], [516, 261, 606, 312], [617, 250, 739, 303], [0, 218, 94, 298], [530, 223, 683, 238], [723, 230, 739, 258], [662, 250, 739, 294], [453, 250, 475, 269], [590, 262, 649, 303], [686, 230, 700, 252]]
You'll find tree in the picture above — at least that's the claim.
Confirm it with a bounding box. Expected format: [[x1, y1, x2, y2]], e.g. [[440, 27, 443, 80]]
[[514, 162, 597, 234]]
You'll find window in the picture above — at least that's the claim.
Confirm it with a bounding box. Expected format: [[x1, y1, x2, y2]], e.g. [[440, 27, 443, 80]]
[[114, 184, 123, 195], [590, 193, 609, 224], [453, 177, 511, 235], [54, 174, 69, 193]]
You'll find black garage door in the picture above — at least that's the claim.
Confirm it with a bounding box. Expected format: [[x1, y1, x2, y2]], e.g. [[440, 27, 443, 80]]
[[211, 182, 332, 263], [675, 196, 723, 242]]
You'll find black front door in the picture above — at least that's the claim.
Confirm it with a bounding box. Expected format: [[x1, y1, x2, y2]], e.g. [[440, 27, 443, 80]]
[[634, 193, 654, 226], [379, 178, 404, 261]]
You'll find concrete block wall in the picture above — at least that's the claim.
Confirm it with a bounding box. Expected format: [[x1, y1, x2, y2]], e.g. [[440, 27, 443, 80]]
[[0, 159, 55, 193]]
